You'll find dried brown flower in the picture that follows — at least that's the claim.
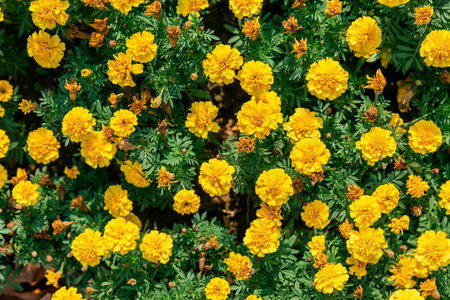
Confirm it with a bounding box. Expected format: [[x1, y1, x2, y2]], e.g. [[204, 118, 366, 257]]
[[439, 70, 450, 84], [89, 32, 105, 48], [235, 137, 256, 154], [145, 0, 162, 20], [242, 17, 260, 41], [167, 25, 181, 48], [90, 17, 109, 35], [65, 24, 90, 39], [292, 0, 308, 9], [393, 157, 407, 170], [292, 38, 308, 58], [64, 78, 82, 101], [52, 220, 76, 235], [313, 253, 328, 269], [410, 204, 423, 217], [282, 16, 301, 34], [414, 5, 434, 26], [362, 106, 378, 123], [293, 178, 304, 194], [346, 184, 364, 201], [354, 285, 363, 299], [70, 195, 90, 213]]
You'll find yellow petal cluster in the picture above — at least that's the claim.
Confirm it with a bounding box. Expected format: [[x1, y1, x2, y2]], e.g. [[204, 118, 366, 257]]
[[388, 215, 410, 234], [314, 263, 349, 294], [236, 61, 274, 96], [346, 16, 382, 58], [126, 31, 158, 63], [104, 185, 133, 217], [290, 138, 331, 175], [229, 0, 263, 19], [306, 57, 349, 100], [120, 160, 151, 188], [350, 195, 381, 228], [408, 120, 442, 154], [0, 164, 7, 187], [406, 175, 429, 198], [325, 0, 342, 18], [389, 113, 406, 136], [185, 101, 220, 138], [414, 230, 450, 271], [203, 44, 243, 84], [237, 99, 282, 139], [64, 166, 80, 179], [439, 180, 450, 214], [414, 5, 434, 25], [177, 0, 209, 17], [109, 109, 138, 138], [224, 252, 253, 281], [308, 235, 326, 257], [109, 0, 145, 14], [140, 230, 173, 264], [107, 52, 143, 87], [283, 108, 323, 143], [103, 217, 140, 255], [199, 158, 235, 197], [388, 256, 417, 289], [29, 0, 70, 30], [173, 189, 201, 215], [27, 30, 65, 69], [255, 203, 282, 227], [419, 30, 450, 68], [372, 183, 399, 214], [27, 127, 60, 164], [346, 227, 387, 264], [377, 0, 410, 7], [0, 129, 10, 158], [12, 180, 39, 206], [355, 127, 396, 166], [346, 256, 367, 279], [52, 287, 84, 300], [71, 228, 109, 267], [0, 80, 13, 102], [205, 277, 231, 300], [243, 218, 281, 257], [45, 270, 62, 288], [80, 131, 117, 168], [301, 200, 330, 229], [62, 107, 96, 142], [389, 289, 424, 300], [255, 168, 294, 206]]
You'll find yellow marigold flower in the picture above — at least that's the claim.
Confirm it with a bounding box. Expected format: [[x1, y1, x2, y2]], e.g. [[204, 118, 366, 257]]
[[19, 99, 37, 114], [350, 195, 381, 228], [140, 230, 173, 264], [81, 69, 93, 77], [0, 8, 3, 22], [355, 127, 396, 166], [314, 263, 349, 294], [420, 278, 438, 299], [109, 0, 145, 14], [414, 6, 434, 25], [29, 0, 69, 30], [156, 166, 176, 190], [255, 169, 294, 206], [120, 160, 151, 188], [252, 90, 281, 107], [236, 61, 274, 96], [71, 228, 108, 267], [52, 287, 84, 300], [339, 218, 353, 239], [185, 101, 220, 138], [103, 217, 140, 255], [0, 80, 13, 102], [415, 230, 450, 271], [389, 289, 424, 300], [365, 69, 386, 95], [237, 99, 282, 139], [377, 0, 410, 7], [107, 52, 143, 87], [27, 128, 60, 164], [301, 200, 330, 229], [439, 180, 450, 214], [80, 131, 117, 169], [389, 113, 406, 136], [408, 120, 442, 154], [242, 17, 260, 41], [0, 129, 10, 159], [406, 175, 430, 198], [229, 0, 263, 19], [27, 30, 65, 69], [199, 158, 235, 197], [45, 270, 62, 288], [124, 212, 142, 230], [205, 277, 231, 300], [372, 183, 399, 214], [420, 30, 450, 68], [292, 38, 308, 58], [413, 257, 430, 278], [177, 0, 209, 17], [104, 185, 132, 217], [388, 256, 417, 289], [388, 215, 410, 235], [283, 107, 323, 143], [0, 164, 7, 187], [346, 256, 367, 279], [62, 107, 96, 142], [109, 109, 138, 138], [0, 106, 4, 117], [64, 166, 80, 179], [12, 180, 39, 206], [256, 203, 282, 227], [325, 0, 342, 18], [308, 235, 325, 257], [203, 44, 243, 84], [306, 57, 348, 100], [347, 227, 388, 264], [245, 296, 262, 300], [173, 190, 201, 215], [126, 31, 158, 63], [290, 138, 331, 175], [243, 218, 281, 257], [224, 252, 253, 281], [346, 16, 382, 58]]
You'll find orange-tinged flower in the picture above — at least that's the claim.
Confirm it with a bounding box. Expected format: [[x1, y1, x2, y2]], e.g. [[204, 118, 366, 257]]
[[140, 230, 173, 264], [185, 101, 220, 138], [306, 57, 349, 100], [243, 218, 281, 257], [325, 0, 342, 18], [64, 166, 80, 179], [203, 44, 243, 84], [301, 200, 330, 229], [120, 160, 151, 188], [414, 6, 434, 25], [419, 30, 450, 68], [365, 69, 386, 95], [346, 16, 382, 58], [107, 52, 143, 87], [199, 158, 235, 197], [156, 166, 176, 190], [229, 0, 263, 19], [406, 175, 430, 198], [236, 61, 274, 96], [27, 30, 65, 69], [45, 270, 62, 288], [339, 218, 353, 239], [224, 252, 253, 281], [242, 17, 260, 41], [291, 38, 308, 58], [62, 107, 96, 142], [0, 80, 13, 102], [29, 0, 70, 30], [290, 138, 331, 175], [314, 263, 349, 294], [408, 120, 442, 154], [420, 278, 438, 298], [71, 228, 108, 267], [389, 113, 406, 136], [255, 169, 294, 206], [388, 255, 417, 289]]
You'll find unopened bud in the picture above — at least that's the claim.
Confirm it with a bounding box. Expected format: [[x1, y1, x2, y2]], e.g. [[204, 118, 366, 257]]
[[191, 73, 198, 81], [215, 154, 221, 160], [182, 148, 187, 154], [181, 228, 187, 234], [46, 255, 53, 263], [384, 249, 394, 258], [311, 282, 316, 287], [127, 278, 137, 285], [85, 287, 95, 294], [326, 107, 332, 115], [199, 25, 204, 31], [32, 251, 38, 257], [302, 201, 308, 206], [432, 290, 441, 300], [184, 21, 191, 30], [168, 281, 176, 288], [326, 133, 331, 138], [124, 263, 128, 268], [307, 257, 312, 262], [67, 251, 73, 258], [399, 245, 408, 252], [432, 168, 439, 174], [201, 237, 206, 242], [81, 266, 88, 272]]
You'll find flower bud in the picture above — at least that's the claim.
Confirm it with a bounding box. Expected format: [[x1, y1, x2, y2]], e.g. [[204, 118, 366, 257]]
[[215, 154, 221, 160], [109, 40, 117, 48], [399, 245, 408, 252], [182, 148, 187, 154], [307, 257, 312, 262], [46, 255, 53, 263], [85, 287, 95, 294], [168, 282, 176, 288], [191, 73, 198, 81], [127, 278, 137, 285], [32, 251, 38, 257], [311, 282, 316, 287], [326, 133, 331, 138], [384, 249, 394, 258], [81, 266, 88, 272], [184, 21, 191, 30]]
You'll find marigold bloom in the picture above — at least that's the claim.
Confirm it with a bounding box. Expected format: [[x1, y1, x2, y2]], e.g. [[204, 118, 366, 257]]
[[229, 0, 263, 19], [408, 120, 442, 155], [292, 38, 308, 58], [245, 296, 262, 300], [177, 0, 208, 17], [237, 61, 274, 96], [347, 227, 388, 264], [0, 164, 7, 187], [243, 218, 281, 257], [420, 30, 450, 68], [12, 180, 39, 206], [389, 113, 406, 136], [308, 235, 325, 257], [346, 16, 382, 58], [420, 278, 437, 298], [199, 158, 235, 197], [237, 99, 282, 139], [19, 99, 37, 115], [365, 69, 386, 95], [388, 255, 417, 289], [62, 107, 96, 142], [415, 230, 450, 271], [346, 256, 367, 279], [123, 212, 142, 230], [282, 16, 300, 34], [290, 138, 331, 175], [301, 200, 330, 229], [255, 169, 294, 206], [104, 185, 132, 217], [350, 195, 381, 228], [414, 6, 434, 25], [156, 166, 176, 190], [185, 101, 220, 138], [339, 218, 353, 239], [140, 230, 173, 264], [389, 289, 424, 300], [256, 203, 282, 227], [354, 285, 363, 299], [80, 131, 117, 168], [406, 175, 430, 198], [120, 160, 151, 188], [235, 136, 256, 153], [29, 0, 69, 30], [173, 190, 201, 215], [0, 80, 13, 102], [372, 183, 399, 214], [346, 184, 364, 201], [126, 31, 158, 63], [89, 32, 104, 48], [0, 8, 3, 22], [145, 0, 162, 19], [205, 277, 231, 300], [242, 17, 260, 41], [306, 57, 349, 100], [314, 263, 349, 294], [325, 0, 342, 17], [27, 128, 60, 164], [355, 127, 396, 166], [107, 52, 143, 87], [71, 228, 108, 267], [389, 215, 410, 235], [0, 129, 10, 159], [103, 217, 140, 255], [81, 69, 93, 77], [109, 0, 145, 14], [45, 270, 62, 288], [109, 109, 138, 138], [378, 0, 410, 7], [203, 44, 243, 85], [224, 252, 253, 281], [0, 106, 4, 117], [283, 107, 323, 143], [439, 180, 450, 214], [64, 166, 80, 179], [52, 287, 84, 300], [27, 30, 65, 69]]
